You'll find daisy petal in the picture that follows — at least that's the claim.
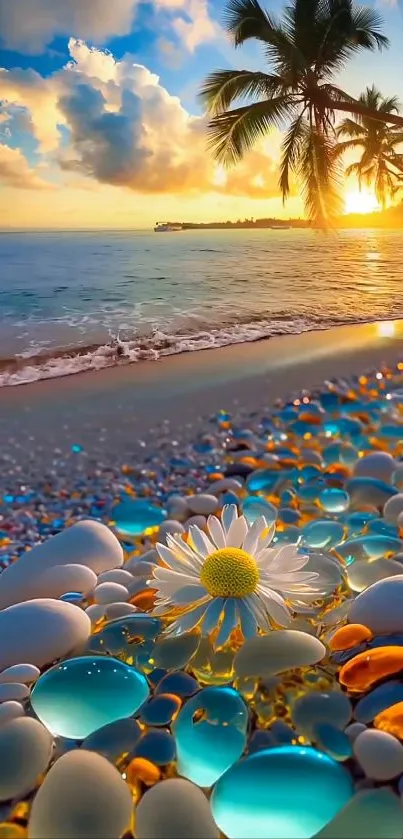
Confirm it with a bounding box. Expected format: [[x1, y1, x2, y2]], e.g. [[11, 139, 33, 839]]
[[237, 599, 258, 640], [246, 593, 271, 631], [257, 522, 276, 550], [226, 514, 248, 548], [170, 584, 209, 605], [156, 543, 200, 577], [222, 504, 237, 535], [242, 516, 267, 555], [215, 598, 237, 646], [188, 525, 213, 558], [201, 596, 226, 634], [166, 534, 204, 567], [257, 585, 291, 627], [207, 515, 226, 549], [165, 601, 210, 636]]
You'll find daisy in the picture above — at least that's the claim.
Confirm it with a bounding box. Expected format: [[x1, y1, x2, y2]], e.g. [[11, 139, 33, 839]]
[[150, 504, 327, 647]]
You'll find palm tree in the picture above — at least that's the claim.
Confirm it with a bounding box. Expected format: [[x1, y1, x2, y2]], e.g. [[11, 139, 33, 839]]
[[335, 85, 403, 207], [201, 0, 403, 227]]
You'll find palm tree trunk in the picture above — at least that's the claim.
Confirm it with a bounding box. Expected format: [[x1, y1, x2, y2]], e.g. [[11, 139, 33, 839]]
[[330, 99, 403, 128]]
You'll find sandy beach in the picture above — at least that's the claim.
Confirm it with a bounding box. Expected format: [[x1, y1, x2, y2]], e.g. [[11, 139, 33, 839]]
[[0, 321, 402, 476]]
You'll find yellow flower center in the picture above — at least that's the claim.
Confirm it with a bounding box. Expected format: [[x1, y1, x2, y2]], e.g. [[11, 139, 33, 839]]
[[200, 548, 259, 598]]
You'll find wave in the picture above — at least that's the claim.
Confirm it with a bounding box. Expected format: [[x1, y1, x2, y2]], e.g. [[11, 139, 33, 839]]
[[0, 314, 394, 388]]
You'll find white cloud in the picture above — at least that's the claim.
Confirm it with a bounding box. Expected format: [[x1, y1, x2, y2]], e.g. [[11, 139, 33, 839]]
[[0, 143, 53, 189], [0, 39, 281, 198], [0, 0, 219, 53]]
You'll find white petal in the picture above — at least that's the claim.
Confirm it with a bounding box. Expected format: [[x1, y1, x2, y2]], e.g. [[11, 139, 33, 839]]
[[257, 522, 276, 550], [215, 598, 238, 646], [188, 525, 213, 558], [170, 584, 209, 605], [194, 528, 216, 557], [156, 543, 200, 577], [226, 514, 248, 548], [261, 570, 320, 587], [166, 534, 204, 568], [257, 585, 292, 627], [246, 593, 271, 631], [222, 504, 238, 536], [237, 599, 258, 639], [207, 515, 226, 549], [258, 550, 310, 574], [201, 596, 226, 634], [165, 602, 210, 635], [242, 516, 268, 555]]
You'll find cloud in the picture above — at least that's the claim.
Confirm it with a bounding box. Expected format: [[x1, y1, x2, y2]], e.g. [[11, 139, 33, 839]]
[[0, 39, 281, 198], [0, 143, 53, 189], [0, 0, 219, 53]]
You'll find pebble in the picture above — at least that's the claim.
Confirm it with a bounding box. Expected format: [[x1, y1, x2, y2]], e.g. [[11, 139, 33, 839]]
[[292, 691, 352, 738], [207, 478, 243, 496], [0, 701, 25, 726], [28, 750, 133, 839], [384, 494, 403, 523], [158, 520, 185, 542], [0, 520, 123, 609], [316, 788, 403, 839], [104, 602, 137, 620], [0, 664, 40, 684], [85, 604, 105, 624], [96, 569, 134, 585], [0, 717, 53, 802], [0, 683, 30, 703], [234, 631, 326, 679], [347, 558, 403, 592], [35, 564, 98, 600], [340, 647, 403, 692], [354, 681, 403, 724], [93, 582, 129, 605], [353, 452, 397, 483], [184, 515, 206, 530], [0, 599, 91, 670], [135, 778, 219, 839], [348, 576, 403, 634], [345, 723, 367, 742], [353, 729, 403, 780]]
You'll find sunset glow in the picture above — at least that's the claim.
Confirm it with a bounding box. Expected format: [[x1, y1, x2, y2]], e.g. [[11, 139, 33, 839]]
[[344, 189, 380, 216]]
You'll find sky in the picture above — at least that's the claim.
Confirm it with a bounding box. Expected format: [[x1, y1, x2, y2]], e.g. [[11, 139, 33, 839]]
[[0, 0, 402, 229]]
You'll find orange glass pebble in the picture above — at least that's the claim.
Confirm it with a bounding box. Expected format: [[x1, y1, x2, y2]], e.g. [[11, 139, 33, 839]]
[[126, 757, 161, 787], [339, 646, 403, 693], [329, 624, 373, 651], [374, 702, 403, 737], [130, 589, 157, 611]]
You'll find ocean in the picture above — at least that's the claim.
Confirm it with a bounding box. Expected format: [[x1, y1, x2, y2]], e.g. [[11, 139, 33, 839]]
[[0, 227, 402, 388]]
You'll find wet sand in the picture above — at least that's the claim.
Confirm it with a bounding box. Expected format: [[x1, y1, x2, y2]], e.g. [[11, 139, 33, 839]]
[[0, 320, 402, 470]]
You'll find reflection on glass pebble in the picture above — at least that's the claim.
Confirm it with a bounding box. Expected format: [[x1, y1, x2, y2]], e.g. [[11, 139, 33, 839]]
[[152, 633, 200, 671], [241, 496, 277, 525], [31, 656, 149, 739], [319, 488, 350, 513], [292, 691, 352, 738], [211, 746, 353, 839], [156, 671, 199, 697], [133, 728, 176, 766], [139, 694, 181, 726], [113, 498, 167, 537], [336, 535, 402, 564], [313, 722, 352, 761], [245, 469, 282, 494], [173, 686, 248, 787], [303, 520, 345, 549], [87, 614, 161, 664], [81, 718, 142, 763]]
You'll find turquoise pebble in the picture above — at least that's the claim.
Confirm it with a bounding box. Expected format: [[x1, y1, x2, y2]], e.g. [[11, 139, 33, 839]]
[[303, 520, 345, 550], [173, 686, 248, 787], [313, 723, 352, 761], [278, 508, 300, 525], [156, 671, 199, 697], [31, 656, 149, 740], [292, 692, 352, 738], [133, 728, 176, 765], [241, 496, 277, 525], [81, 718, 142, 762], [59, 592, 83, 603], [354, 681, 403, 724], [273, 527, 302, 545], [139, 694, 181, 727], [246, 469, 282, 494], [319, 488, 350, 514], [211, 746, 353, 839], [335, 535, 402, 564], [113, 498, 167, 537]]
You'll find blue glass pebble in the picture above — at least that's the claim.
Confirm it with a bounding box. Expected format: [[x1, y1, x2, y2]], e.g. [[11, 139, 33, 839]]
[[31, 656, 150, 740], [211, 746, 353, 839], [59, 592, 84, 604], [133, 728, 176, 765], [319, 488, 350, 513], [354, 681, 403, 724], [246, 469, 282, 494], [303, 520, 345, 550], [156, 671, 199, 697], [139, 694, 181, 727], [313, 723, 352, 761], [242, 496, 277, 525], [113, 497, 167, 537]]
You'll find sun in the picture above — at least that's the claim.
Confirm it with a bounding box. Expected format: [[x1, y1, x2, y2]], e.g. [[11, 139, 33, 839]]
[[344, 189, 380, 215]]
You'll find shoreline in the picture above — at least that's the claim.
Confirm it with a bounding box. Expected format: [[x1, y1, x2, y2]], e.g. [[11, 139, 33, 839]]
[[1, 320, 403, 472]]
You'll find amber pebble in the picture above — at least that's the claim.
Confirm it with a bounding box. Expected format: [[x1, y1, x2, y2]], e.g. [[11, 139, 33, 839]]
[[129, 590, 157, 611], [374, 702, 403, 738], [126, 757, 161, 787], [330, 624, 373, 652], [339, 647, 403, 693]]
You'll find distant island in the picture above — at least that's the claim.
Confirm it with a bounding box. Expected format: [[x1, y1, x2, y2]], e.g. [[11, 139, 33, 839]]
[[165, 202, 403, 231]]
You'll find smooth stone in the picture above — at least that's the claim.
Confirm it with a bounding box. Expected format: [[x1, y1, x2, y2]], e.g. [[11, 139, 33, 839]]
[[0, 717, 53, 802], [349, 576, 403, 634], [208, 478, 243, 496], [158, 520, 185, 543], [336, 535, 402, 564], [93, 582, 129, 605], [313, 723, 352, 761], [125, 549, 158, 573], [346, 477, 397, 508], [0, 521, 123, 609], [316, 788, 403, 839], [345, 723, 367, 742], [166, 496, 190, 520], [302, 553, 343, 596], [35, 565, 97, 599], [31, 656, 149, 740], [85, 604, 105, 624], [319, 489, 350, 514], [234, 631, 326, 679], [292, 691, 352, 738], [302, 521, 345, 550], [135, 778, 219, 839], [211, 746, 353, 839], [354, 729, 403, 780], [354, 453, 397, 483], [153, 634, 200, 670], [384, 494, 403, 524], [241, 496, 277, 525], [104, 603, 137, 620], [0, 701, 25, 726], [81, 718, 142, 763], [354, 681, 403, 724], [347, 558, 403, 592], [0, 684, 30, 703], [97, 570, 133, 586], [128, 560, 156, 577], [28, 750, 133, 839], [173, 686, 248, 787], [0, 599, 91, 670], [185, 516, 207, 530], [0, 664, 40, 684]]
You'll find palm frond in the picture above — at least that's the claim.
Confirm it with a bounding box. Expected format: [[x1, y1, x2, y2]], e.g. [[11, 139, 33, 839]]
[[200, 70, 283, 115], [207, 96, 293, 165], [336, 117, 365, 138], [351, 7, 389, 51], [279, 110, 307, 201], [298, 123, 343, 227], [333, 137, 365, 158], [223, 0, 278, 45]]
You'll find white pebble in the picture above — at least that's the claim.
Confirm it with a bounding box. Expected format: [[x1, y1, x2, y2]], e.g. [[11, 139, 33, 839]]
[[235, 631, 326, 678], [0, 599, 91, 670], [96, 569, 134, 586], [104, 603, 138, 620], [187, 494, 219, 515], [0, 683, 30, 702], [384, 494, 403, 524], [28, 750, 133, 839], [0, 664, 40, 684], [128, 561, 156, 578], [354, 729, 403, 781], [185, 515, 207, 530], [85, 604, 105, 624], [345, 723, 367, 742], [135, 778, 219, 839], [0, 717, 53, 802], [36, 564, 97, 599], [0, 701, 25, 726], [158, 520, 185, 542], [354, 452, 397, 483], [93, 582, 129, 605], [207, 478, 243, 496], [348, 576, 403, 634], [347, 558, 403, 592]]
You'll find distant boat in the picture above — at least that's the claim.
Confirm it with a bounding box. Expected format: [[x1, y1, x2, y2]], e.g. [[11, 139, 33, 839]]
[[270, 225, 291, 230], [154, 222, 183, 233]]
